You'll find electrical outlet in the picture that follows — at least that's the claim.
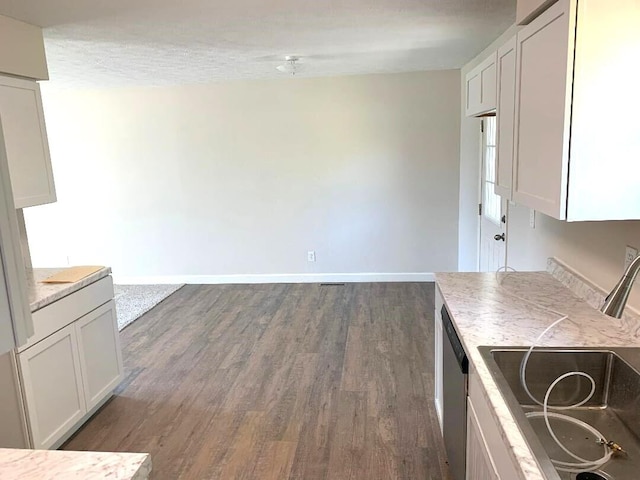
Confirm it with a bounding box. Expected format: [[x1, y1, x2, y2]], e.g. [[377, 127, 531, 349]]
[[625, 246, 638, 270], [529, 209, 536, 229], [307, 250, 316, 262]]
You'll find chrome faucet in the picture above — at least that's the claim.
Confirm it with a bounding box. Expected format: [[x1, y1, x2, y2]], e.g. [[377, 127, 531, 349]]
[[601, 255, 640, 318]]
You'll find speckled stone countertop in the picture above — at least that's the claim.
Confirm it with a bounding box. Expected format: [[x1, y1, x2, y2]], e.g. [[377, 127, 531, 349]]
[[435, 270, 640, 480], [0, 448, 151, 479], [27, 267, 112, 312]]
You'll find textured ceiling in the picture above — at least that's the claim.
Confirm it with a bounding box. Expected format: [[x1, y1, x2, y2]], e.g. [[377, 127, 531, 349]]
[[0, 0, 515, 88]]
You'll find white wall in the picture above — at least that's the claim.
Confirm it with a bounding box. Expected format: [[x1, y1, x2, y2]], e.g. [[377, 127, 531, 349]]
[[507, 204, 640, 313], [25, 71, 461, 283], [460, 27, 640, 312]]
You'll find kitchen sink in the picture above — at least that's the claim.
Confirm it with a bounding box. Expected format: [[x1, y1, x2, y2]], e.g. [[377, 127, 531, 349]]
[[479, 347, 640, 480]]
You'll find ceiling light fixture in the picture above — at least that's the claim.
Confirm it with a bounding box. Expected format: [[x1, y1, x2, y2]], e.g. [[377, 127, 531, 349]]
[[276, 56, 301, 75]]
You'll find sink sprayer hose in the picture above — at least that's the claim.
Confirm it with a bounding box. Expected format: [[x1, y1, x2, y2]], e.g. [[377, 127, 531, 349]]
[[496, 267, 614, 473]]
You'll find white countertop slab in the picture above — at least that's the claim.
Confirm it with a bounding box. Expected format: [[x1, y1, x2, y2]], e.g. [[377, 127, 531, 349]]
[[26, 267, 112, 312], [435, 270, 640, 480], [0, 448, 151, 480]]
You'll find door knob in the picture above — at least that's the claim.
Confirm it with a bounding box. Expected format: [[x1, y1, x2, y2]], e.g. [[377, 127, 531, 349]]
[[494, 233, 505, 242]]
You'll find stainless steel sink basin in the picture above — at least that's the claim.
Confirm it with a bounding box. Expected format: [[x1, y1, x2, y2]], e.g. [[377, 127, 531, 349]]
[[479, 347, 640, 480]]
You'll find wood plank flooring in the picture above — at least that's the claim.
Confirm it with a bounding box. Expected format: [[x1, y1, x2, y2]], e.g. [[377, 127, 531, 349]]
[[63, 283, 451, 480]]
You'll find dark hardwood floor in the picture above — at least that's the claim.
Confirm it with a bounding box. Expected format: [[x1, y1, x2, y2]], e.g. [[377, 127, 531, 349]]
[[64, 283, 451, 480]]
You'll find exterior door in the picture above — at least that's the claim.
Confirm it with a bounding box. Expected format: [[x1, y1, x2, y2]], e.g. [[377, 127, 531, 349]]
[[479, 117, 507, 272]]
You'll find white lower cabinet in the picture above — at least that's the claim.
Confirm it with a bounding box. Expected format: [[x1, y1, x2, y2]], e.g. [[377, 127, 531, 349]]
[[18, 323, 86, 449], [466, 397, 500, 480], [467, 371, 520, 480], [15, 279, 122, 449], [76, 301, 123, 411]]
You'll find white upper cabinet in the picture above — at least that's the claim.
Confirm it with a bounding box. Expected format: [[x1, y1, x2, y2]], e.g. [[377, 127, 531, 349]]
[[567, 0, 640, 221], [494, 36, 517, 199], [0, 121, 33, 355], [0, 75, 56, 209], [516, 0, 559, 25], [0, 15, 48, 80], [512, 0, 574, 219], [465, 53, 497, 117], [510, 0, 639, 221]]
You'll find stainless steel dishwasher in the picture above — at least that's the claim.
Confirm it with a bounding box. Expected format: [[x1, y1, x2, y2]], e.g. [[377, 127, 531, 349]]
[[441, 305, 468, 480]]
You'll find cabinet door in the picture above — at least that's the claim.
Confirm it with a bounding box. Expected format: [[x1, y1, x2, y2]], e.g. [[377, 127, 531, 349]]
[[465, 53, 497, 117], [18, 323, 86, 449], [512, 0, 576, 220], [434, 287, 444, 433], [0, 121, 33, 354], [466, 397, 500, 480], [75, 300, 123, 411], [0, 75, 56, 208], [0, 351, 30, 448], [566, 0, 640, 221], [495, 36, 517, 199]]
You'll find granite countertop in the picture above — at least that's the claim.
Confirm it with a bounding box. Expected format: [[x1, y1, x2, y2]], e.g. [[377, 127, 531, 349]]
[[435, 268, 640, 480], [0, 448, 151, 479], [26, 267, 112, 312]]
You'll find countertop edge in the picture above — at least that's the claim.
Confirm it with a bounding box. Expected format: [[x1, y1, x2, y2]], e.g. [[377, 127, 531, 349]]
[[28, 267, 113, 312], [0, 448, 151, 479]]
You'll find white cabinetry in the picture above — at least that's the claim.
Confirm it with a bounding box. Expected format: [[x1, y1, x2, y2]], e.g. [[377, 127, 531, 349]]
[[0, 114, 33, 355], [15, 277, 122, 449], [465, 53, 497, 117], [0, 15, 48, 80], [434, 285, 444, 432], [516, 0, 558, 25], [466, 370, 520, 480], [494, 36, 517, 199], [18, 323, 86, 450], [76, 301, 123, 411], [0, 75, 56, 209], [510, 0, 640, 221], [466, 397, 499, 480], [513, 0, 575, 219]]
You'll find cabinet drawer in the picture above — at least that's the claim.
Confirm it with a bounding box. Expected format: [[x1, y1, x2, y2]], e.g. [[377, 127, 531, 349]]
[[19, 276, 114, 352]]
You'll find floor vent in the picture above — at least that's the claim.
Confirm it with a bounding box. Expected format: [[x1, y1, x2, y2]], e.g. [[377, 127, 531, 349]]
[[319, 283, 346, 287]]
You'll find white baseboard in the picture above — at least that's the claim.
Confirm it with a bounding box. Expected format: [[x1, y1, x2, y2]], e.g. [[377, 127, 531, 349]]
[[112, 272, 435, 285]]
